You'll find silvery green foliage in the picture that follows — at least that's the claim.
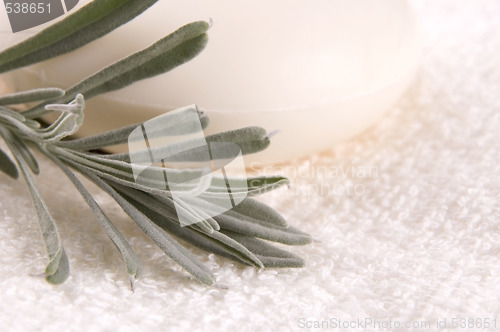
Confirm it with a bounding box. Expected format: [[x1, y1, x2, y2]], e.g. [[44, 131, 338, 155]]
[[0, 0, 310, 286]]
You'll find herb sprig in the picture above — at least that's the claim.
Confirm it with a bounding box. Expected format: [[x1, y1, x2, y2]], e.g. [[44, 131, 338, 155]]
[[0, 0, 310, 286]]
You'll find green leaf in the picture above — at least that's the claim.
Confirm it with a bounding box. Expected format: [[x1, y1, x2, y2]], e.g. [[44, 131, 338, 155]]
[[76, 24, 208, 100], [207, 126, 267, 143], [166, 126, 270, 162], [110, 182, 216, 234], [23, 119, 42, 130], [45, 248, 70, 284], [0, 148, 19, 179], [54, 147, 173, 196], [44, 151, 142, 279], [0, 88, 64, 106], [57, 107, 209, 150], [230, 138, 271, 156], [0, 0, 159, 73], [225, 198, 289, 227], [221, 231, 306, 268], [129, 198, 264, 268], [53, 147, 242, 201], [76, 167, 215, 285], [209, 176, 289, 197], [24, 21, 210, 118], [246, 176, 289, 191], [0, 127, 69, 282], [107, 126, 270, 163], [214, 213, 311, 246]]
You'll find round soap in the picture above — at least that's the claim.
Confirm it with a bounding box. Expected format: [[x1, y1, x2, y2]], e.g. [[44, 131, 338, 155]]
[[1, 0, 420, 165]]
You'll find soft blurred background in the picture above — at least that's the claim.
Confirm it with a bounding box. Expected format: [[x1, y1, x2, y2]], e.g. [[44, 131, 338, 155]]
[[1, 0, 499, 330]]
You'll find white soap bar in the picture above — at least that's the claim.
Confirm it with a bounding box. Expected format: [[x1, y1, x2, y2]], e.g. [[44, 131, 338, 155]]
[[1, 0, 420, 165]]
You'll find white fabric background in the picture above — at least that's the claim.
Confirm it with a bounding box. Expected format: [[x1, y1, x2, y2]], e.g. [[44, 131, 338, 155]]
[[1, 1, 499, 331]]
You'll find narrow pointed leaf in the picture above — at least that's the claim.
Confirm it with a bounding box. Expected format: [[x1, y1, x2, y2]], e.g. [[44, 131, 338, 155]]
[[223, 198, 288, 227], [45, 152, 142, 278], [76, 168, 214, 285], [161, 126, 270, 162], [209, 176, 289, 197], [54, 148, 172, 196], [0, 128, 69, 283], [57, 110, 209, 150], [245, 176, 289, 192], [111, 182, 215, 234], [207, 126, 267, 143], [74, 26, 208, 100], [0, 88, 64, 106], [222, 231, 306, 268], [129, 198, 264, 268], [55, 147, 230, 201], [24, 21, 209, 118], [108, 126, 270, 163], [214, 213, 311, 245]]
